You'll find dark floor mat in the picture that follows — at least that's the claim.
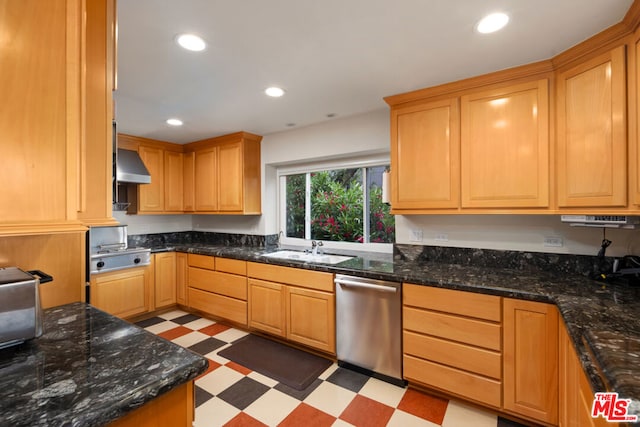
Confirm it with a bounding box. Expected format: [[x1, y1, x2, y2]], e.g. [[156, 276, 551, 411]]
[[218, 334, 332, 390]]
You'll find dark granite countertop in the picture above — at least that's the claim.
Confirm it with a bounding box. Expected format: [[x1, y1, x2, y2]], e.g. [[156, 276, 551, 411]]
[[0, 302, 208, 427], [159, 242, 640, 414]]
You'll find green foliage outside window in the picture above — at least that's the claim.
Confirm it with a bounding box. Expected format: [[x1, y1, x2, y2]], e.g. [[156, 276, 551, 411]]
[[285, 167, 394, 244]]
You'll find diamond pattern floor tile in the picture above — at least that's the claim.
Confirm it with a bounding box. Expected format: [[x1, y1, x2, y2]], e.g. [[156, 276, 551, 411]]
[[188, 337, 228, 355], [326, 367, 370, 393], [397, 388, 449, 425], [224, 412, 268, 427], [142, 310, 532, 427], [278, 403, 336, 427], [217, 377, 270, 410], [339, 394, 395, 427], [171, 313, 202, 325]]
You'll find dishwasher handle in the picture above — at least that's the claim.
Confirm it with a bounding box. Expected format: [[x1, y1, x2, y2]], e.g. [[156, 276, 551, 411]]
[[335, 277, 398, 293]]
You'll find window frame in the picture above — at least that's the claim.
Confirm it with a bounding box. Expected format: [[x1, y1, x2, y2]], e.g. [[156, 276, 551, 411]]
[[276, 154, 393, 253]]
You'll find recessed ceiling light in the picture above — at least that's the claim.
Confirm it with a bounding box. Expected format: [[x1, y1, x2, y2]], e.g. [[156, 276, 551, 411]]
[[476, 12, 509, 34], [176, 33, 206, 51], [265, 87, 285, 97], [166, 118, 183, 126]]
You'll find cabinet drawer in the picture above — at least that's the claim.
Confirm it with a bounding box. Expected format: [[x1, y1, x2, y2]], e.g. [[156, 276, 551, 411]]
[[403, 331, 501, 379], [404, 307, 501, 351], [247, 262, 333, 292], [188, 288, 247, 326], [216, 257, 246, 275], [404, 354, 501, 408], [404, 283, 501, 321], [188, 253, 215, 270], [188, 267, 247, 300]]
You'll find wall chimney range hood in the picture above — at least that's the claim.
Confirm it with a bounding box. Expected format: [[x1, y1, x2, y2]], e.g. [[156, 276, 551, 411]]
[[116, 149, 151, 184]]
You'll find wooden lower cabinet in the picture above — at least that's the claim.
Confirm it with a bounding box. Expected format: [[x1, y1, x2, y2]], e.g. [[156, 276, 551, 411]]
[[402, 284, 502, 408], [187, 254, 247, 326], [503, 298, 559, 425], [248, 279, 286, 337], [286, 286, 335, 353], [247, 262, 336, 354], [559, 322, 608, 427], [176, 253, 188, 305], [108, 381, 194, 427], [154, 252, 177, 309], [90, 266, 151, 319]]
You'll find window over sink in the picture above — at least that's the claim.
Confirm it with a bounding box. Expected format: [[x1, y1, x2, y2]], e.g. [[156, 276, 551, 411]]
[[277, 155, 394, 252]]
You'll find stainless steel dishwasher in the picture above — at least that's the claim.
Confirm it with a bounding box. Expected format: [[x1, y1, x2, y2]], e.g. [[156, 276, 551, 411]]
[[335, 274, 404, 386]]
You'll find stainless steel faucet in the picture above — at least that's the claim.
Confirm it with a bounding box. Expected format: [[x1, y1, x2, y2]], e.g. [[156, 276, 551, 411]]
[[311, 240, 323, 256]]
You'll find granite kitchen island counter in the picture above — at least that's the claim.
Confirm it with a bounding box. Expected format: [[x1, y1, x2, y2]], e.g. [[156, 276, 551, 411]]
[[0, 302, 208, 427]]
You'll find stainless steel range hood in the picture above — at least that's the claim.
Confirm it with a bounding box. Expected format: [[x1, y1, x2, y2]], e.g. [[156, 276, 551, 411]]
[[116, 149, 151, 184]]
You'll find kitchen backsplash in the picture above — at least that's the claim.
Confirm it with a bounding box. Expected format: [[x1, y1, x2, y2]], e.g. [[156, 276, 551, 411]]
[[128, 231, 278, 249], [394, 244, 614, 278], [130, 231, 618, 279]]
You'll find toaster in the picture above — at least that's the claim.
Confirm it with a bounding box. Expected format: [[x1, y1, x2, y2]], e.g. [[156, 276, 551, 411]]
[[0, 267, 53, 349]]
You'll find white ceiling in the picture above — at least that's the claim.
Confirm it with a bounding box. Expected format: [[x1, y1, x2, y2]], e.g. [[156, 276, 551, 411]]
[[114, 0, 634, 144]]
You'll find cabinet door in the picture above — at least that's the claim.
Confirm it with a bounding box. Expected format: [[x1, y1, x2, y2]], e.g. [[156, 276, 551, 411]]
[[503, 299, 558, 425], [217, 141, 244, 212], [391, 98, 460, 210], [556, 46, 627, 207], [559, 323, 609, 427], [248, 279, 285, 337], [80, 0, 116, 225], [183, 152, 195, 211], [138, 145, 165, 211], [0, 0, 83, 230], [461, 80, 549, 208], [155, 252, 176, 308], [286, 287, 335, 353], [90, 267, 150, 319], [194, 147, 218, 211], [176, 253, 188, 306], [164, 151, 184, 212]]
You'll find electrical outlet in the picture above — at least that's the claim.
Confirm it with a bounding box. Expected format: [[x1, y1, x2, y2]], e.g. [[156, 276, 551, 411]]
[[435, 233, 449, 242], [544, 236, 563, 247], [410, 229, 423, 242]]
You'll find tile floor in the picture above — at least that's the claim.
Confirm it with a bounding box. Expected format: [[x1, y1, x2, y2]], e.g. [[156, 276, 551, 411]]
[[136, 309, 530, 427]]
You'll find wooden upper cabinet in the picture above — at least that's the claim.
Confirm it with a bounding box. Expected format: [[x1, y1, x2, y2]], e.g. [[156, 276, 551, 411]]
[[194, 146, 219, 212], [0, 0, 87, 234], [164, 151, 184, 212], [183, 152, 195, 212], [138, 145, 165, 212], [556, 45, 627, 208], [186, 132, 262, 214], [461, 79, 549, 208], [119, 134, 186, 214], [218, 141, 244, 212], [390, 98, 460, 211], [79, 0, 117, 226], [634, 35, 640, 207]]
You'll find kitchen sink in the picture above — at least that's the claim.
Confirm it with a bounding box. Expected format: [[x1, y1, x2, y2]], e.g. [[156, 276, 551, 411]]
[[261, 250, 354, 265]]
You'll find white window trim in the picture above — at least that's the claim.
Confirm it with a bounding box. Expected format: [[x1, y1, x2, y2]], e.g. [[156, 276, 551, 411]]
[[276, 154, 393, 254]]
